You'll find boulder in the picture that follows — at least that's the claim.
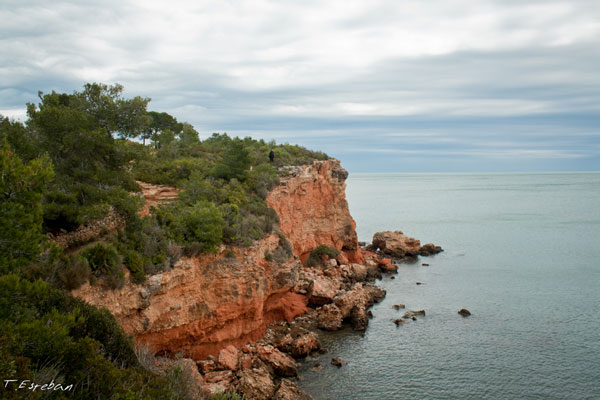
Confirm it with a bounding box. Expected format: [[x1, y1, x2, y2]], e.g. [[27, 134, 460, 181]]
[[350, 306, 369, 331], [419, 243, 443, 256], [257, 345, 297, 377], [372, 231, 421, 258], [350, 263, 368, 282], [392, 318, 404, 326], [236, 368, 276, 400], [317, 304, 343, 331], [458, 308, 471, 317], [197, 359, 219, 374], [377, 258, 398, 273], [331, 357, 343, 367], [392, 304, 405, 310], [278, 331, 320, 358], [308, 277, 339, 307], [217, 345, 239, 371], [273, 379, 313, 400], [203, 370, 233, 384]]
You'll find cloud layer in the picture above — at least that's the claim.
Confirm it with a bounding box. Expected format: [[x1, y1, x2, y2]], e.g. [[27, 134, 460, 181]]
[[1, 0, 599, 171]]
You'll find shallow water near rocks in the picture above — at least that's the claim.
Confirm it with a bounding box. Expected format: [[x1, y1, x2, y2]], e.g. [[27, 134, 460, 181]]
[[298, 172, 600, 400]]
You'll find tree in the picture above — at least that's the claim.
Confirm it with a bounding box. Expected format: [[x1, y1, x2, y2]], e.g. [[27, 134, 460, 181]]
[[0, 139, 53, 273], [142, 111, 183, 147]]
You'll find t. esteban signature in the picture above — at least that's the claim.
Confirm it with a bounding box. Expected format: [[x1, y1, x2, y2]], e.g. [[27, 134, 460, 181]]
[[3, 379, 74, 392]]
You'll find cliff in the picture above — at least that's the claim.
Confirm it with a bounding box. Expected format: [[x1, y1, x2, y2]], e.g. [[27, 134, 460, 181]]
[[267, 160, 363, 264], [72, 159, 359, 360], [73, 235, 307, 360]]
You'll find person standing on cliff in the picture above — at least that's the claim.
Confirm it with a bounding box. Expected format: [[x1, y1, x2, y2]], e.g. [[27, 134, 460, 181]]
[[269, 149, 275, 163]]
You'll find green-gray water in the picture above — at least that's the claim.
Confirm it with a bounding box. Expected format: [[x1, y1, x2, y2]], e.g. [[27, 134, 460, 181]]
[[298, 172, 600, 399]]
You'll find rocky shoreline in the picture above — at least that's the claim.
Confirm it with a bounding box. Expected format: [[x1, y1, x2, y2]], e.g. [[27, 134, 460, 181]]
[[188, 230, 442, 399]]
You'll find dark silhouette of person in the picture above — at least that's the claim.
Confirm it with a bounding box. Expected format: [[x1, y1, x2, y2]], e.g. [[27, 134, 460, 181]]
[[269, 149, 274, 163]]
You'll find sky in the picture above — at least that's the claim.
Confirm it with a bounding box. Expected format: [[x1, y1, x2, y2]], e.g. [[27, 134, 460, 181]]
[[1, 0, 599, 172]]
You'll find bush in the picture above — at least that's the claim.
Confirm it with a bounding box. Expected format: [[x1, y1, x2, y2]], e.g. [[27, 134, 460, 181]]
[[273, 233, 293, 263], [82, 242, 124, 289], [160, 202, 224, 251], [264, 251, 273, 262], [124, 250, 145, 284], [56, 254, 91, 290], [307, 245, 340, 267]]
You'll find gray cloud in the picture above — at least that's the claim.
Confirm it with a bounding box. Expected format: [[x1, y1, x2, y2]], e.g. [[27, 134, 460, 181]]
[[1, 0, 599, 171]]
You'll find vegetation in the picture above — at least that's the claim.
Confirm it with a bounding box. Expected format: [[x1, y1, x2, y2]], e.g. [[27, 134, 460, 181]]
[[0, 82, 328, 398], [307, 245, 340, 267]]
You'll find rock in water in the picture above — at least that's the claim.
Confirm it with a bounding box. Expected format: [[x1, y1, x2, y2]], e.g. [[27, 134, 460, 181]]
[[392, 304, 405, 310], [372, 231, 421, 258], [331, 357, 343, 367], [458, 308, 472, 317], [392, 318, 404, 326]]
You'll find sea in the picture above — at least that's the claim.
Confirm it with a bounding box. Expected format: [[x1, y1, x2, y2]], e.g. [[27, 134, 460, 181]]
[[298, 172, 600, 400]]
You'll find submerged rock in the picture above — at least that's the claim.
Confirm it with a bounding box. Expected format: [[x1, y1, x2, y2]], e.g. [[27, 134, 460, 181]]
[[392, 304, 405, 310], [331, 357, 343, 367], [392, 318, 404, 326], [458, 308, 472, 317]]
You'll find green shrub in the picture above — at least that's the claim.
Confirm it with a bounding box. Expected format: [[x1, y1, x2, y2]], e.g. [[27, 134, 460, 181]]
[[124, 250, 145, 284], [273, 233, 293, 263], [82, 242, 124, 289], [307, 245, 340, 267], [56, 254, 91, 290], [264, 251, 273, 262]]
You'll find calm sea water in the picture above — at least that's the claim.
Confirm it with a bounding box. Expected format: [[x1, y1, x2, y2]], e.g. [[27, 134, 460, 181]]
[[298, 172, 600, 400]]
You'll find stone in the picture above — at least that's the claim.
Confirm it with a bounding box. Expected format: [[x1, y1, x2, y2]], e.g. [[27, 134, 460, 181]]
[[197, 359, 218, 374], [416, 281, 424, 285], [257, 345, 297, 377], [372, 231, 422, 258], [377, 258, 398, 273], [392, 318, 404, 326], [278, 331, 321, 358], [350, 263, 368, 282], [350, 306, 369, 331], [236, 368, 276, 400], [217, 345, 239, 371], [308, 277, 339, 307], [422, 263, 430, 266], [317, 304, 343, 331], [327, 258, 338, 268], [311, 363, 324, 372], [419, 243, 443, 256], [331, 357, 343, 367], [273, 379, 313, 400], [458, 308, 471, 317], [392, 304, 405, 310], [203, 370, 233, 384]]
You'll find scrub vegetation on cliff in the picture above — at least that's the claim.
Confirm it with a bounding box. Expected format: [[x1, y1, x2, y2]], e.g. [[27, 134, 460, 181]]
[[0, 83, 327, 399]]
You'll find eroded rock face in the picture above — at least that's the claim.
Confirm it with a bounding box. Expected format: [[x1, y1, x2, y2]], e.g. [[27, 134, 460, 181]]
[[267, 160, 363, 264], [72, 234, 308, 359]]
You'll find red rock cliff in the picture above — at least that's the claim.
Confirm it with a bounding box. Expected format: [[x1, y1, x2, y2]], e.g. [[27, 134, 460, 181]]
[[72, 158, 362, 360], [73, 235, 307, 360], [267, 159, 363, 263]]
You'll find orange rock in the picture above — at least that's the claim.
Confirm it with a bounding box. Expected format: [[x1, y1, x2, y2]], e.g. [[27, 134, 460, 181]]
[[267, 160, 363, 264], [72, 234, 308, 360], [218, 345, 239, 371]]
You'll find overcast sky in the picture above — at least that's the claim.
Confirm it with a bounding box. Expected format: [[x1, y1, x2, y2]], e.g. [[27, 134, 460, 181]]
[[1, 0, 599, 172]]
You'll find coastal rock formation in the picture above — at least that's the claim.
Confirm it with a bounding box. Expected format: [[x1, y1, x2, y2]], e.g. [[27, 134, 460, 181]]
[[73, 234, 308, 359], [267, 160, 363, 264], [371, 230, 443, 258]]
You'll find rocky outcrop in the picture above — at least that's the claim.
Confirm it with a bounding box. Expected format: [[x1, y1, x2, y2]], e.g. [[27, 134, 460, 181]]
[[48, 208, 125, 249], [136, 181, 180, 216], [73, 234, 308, 360], [267, 160, 363, 264], [370, 230, 443, 258]]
